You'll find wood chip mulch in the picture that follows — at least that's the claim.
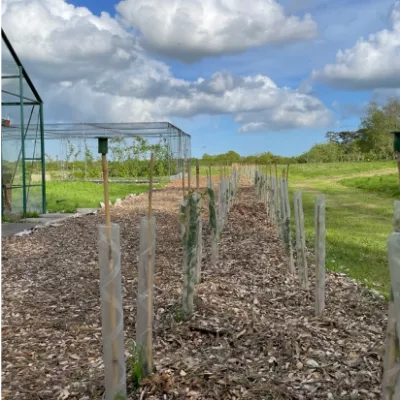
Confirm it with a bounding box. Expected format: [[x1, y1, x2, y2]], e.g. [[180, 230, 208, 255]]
[[2, 178, 386, 399]]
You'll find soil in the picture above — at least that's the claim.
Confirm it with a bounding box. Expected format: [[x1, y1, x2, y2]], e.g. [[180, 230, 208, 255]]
[[2, 176, 386, 399]]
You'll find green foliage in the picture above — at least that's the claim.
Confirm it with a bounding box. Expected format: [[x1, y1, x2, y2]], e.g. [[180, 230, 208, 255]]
[[207, 187, 218, 235], [23, 211, 39, 218], [173, 306, 184, 322], [202, 150, 240, 163], [181, 192, 199, 260], [301, 142, 345, 163], [127, 341, 145, 389], [45, 136, 173, 180], [358, 98, 400, 156]]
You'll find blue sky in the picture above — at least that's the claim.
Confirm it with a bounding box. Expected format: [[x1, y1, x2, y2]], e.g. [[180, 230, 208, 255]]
[[2, 0, 400, 158]]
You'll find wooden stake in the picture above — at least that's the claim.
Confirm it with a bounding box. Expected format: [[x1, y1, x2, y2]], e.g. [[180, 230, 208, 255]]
[[188, 159, 191, 191], [182, 160, 185, 199], [101, 151, 119, 389], [147, 153, 154, 373], [196, 159, 200, 192], [102, 154, 111, 228]]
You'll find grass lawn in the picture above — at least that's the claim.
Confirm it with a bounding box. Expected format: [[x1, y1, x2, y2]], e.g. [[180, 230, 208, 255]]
[[284, 160, 395, 180], [194, 160, 395, 178], [340, 173, 400, 197], [45, 181, 154, 213], [285, 161, 398, 299]]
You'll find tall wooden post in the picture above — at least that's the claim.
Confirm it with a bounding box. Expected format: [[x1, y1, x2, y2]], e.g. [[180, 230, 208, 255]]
[[98, 137, 126, 399], [383, 200, 400, 399]]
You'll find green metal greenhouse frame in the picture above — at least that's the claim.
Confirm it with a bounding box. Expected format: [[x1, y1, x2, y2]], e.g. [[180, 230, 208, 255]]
[[1, 28, 46, 215]]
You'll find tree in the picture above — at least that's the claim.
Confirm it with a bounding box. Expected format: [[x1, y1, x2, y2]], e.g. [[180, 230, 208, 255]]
[[225, 151, 240, 162], [358, 97, 400, 158], [301, 142, 344, 163], [65, 140, 76, 179]]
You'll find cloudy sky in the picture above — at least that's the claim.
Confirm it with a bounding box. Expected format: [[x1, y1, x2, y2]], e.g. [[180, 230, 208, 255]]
[[2, 0, 400, 157]]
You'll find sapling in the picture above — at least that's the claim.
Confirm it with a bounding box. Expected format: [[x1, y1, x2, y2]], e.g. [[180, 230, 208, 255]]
[[281, 178, 295, 274], [181, 192, 200, 319], [294, 191, 309, 289], [195, 160, 202, 283], [207, 185, 219, 266]]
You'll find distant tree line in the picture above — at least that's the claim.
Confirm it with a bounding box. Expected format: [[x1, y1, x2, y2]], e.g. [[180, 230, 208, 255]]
[[196, 97, 400, 165]]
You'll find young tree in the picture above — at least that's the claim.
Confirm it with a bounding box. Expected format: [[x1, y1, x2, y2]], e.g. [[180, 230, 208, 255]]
[[66, 140, 75, 179], [83, 138, 95, 179], [358, 97, 400, 158]]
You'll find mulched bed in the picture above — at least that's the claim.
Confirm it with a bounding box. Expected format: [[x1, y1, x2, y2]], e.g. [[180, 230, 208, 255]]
[[2, 179, 386, 399]]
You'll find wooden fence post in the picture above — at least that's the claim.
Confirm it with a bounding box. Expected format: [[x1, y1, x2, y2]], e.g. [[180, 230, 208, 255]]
[[383, 200, 400, 399], [315, 194, 326, 316]]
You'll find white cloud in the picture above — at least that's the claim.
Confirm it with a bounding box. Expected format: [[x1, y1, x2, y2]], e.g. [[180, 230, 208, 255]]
[[312, 1, 400, 90], [1, 0, 331, 132], [116, 0, 317, 62]]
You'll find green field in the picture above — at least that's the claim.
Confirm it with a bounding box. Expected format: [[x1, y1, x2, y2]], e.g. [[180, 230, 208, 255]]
[[284, 161, 398, 298], [45, 181, 152, 213], [340, 173, 400, 197]]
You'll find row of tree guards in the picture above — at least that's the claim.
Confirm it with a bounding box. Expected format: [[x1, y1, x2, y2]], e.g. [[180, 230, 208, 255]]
[[96, 136, 240, 400], [246, 164, 326, 316], [247, 164, 400, 398], [179, 162, 239, 320], [94, 145, 400, 399]]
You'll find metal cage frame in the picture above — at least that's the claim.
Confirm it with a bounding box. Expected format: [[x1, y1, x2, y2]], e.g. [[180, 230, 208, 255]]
[[1, 28, 46, 215], [1, 29, 191, 216], [3, 122, 191, 180]]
